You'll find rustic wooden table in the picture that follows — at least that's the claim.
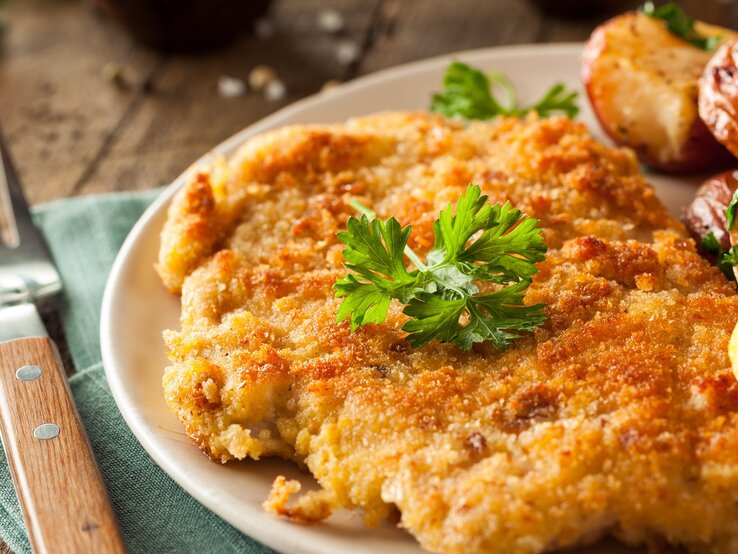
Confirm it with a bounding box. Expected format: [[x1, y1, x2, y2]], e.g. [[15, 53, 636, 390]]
[[3, 0, 737, 205], [1, 0, 738, 552]]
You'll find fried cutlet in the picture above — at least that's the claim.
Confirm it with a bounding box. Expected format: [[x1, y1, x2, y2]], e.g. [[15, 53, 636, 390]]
[[157, 112, 738, 554]]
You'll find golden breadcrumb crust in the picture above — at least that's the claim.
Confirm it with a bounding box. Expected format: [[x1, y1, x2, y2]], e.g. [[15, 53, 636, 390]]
[[157, 112, 738, 554]]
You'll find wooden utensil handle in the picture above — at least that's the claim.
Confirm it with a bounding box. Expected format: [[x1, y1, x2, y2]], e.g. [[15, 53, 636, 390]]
[[0, 337, 127, 554]]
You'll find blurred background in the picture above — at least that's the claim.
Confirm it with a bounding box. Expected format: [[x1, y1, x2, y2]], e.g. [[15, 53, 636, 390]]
[[1, 0, 737, 205]]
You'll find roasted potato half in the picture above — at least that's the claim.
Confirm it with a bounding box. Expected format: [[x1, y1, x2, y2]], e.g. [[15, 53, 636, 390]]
[[699, 39, 738, 158], [582, 11, 736, 173]]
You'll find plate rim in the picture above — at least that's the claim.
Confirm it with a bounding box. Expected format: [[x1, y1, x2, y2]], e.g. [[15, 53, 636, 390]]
[[100, 42, 587, 554]]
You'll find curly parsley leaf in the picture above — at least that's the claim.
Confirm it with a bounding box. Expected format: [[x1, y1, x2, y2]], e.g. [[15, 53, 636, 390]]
[[719, 246, 738, 281], [723, 245, 738, 266], [402, 280, 546, 350], [430, 61, 579, 121], [530, 83, 580, 119], [334, 185, 547, 350], [429, 62, 505, 120], [334, 215, 418, 331], [701, 231, 722, 253], [641, 2, 721, 51]]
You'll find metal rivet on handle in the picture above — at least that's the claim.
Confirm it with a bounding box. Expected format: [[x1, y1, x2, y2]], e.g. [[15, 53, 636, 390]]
[[33, 423, 59, 440], [15, 365, 42, 381]]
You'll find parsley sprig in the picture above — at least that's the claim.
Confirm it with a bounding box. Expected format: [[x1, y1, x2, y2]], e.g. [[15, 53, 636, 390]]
[[700, 232, 738, 280], [430, 61, 579, 121], [642, 2, 721, 51], [334, 185, 547, 350]]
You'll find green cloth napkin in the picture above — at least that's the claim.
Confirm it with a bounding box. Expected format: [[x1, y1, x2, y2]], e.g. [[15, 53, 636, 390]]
[[0, 190, 275, 554]]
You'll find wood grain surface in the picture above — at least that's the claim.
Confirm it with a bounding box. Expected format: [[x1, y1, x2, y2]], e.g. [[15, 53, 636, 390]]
[[1, 0, 736, 206], [1, 0, 738, 552], [0, 335, 126, 554]]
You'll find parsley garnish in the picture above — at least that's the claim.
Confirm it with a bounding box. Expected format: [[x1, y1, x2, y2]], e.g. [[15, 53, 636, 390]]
[[701, 231, 738, 280], [334, 185, 547, 350], [701, 231, 722, 253], [641, 2, 721, 51], [723, 246, 738, 272], [430, 61, 579, 121]]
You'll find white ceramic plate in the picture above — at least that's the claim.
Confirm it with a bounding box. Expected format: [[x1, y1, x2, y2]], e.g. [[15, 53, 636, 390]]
[[101, 44, 700, 554]]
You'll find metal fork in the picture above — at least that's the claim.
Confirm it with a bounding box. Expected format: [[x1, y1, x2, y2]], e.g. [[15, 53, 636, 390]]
[[0, 136, 62, 322], [0, 129, 127, 553]]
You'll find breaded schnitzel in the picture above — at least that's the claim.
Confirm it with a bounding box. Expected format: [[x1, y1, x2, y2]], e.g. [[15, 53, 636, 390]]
[[157, 112, 738, 554]]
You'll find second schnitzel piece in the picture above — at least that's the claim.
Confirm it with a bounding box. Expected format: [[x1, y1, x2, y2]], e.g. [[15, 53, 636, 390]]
[[158, 112, 738, 553]]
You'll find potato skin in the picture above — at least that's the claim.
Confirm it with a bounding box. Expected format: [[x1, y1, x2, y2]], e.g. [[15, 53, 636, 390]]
[[699, 39, 738, 158], [582, 12, 735, 173], [651, 116, 734, 174], [683, 169, 738, 255]]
